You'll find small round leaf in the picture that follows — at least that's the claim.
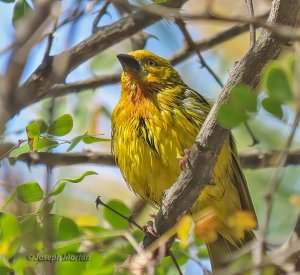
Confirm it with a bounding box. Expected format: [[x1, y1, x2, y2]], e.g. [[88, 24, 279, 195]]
[[261, 97, 283, 119], [16, 182, 44, 203], [217, 103, 248, 129], [265, 66, 293, 102], [48, 114, 73, 136]]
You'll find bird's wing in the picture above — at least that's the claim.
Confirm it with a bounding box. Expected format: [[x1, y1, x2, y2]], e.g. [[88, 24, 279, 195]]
[[229, 135, 258, 226], [183, 88, 257, 225]]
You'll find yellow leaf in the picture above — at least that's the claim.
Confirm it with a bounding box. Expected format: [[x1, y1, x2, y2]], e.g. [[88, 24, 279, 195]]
[[74, 215, 99, 227], [227, 211, 257, 239], [289, 195, 300, 207], [177, 215, 193, 248], [0, 241, 9, 256], [194, 209, 218, 244]]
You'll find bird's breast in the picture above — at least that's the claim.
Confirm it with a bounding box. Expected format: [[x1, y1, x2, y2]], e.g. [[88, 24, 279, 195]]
[[112, 97, 198, 204]]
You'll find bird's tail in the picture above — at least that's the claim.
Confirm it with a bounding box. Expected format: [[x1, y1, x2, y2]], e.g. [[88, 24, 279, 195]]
[[206, 230, 255, 270]]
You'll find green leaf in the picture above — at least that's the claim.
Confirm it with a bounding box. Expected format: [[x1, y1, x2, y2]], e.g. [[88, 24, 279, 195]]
[[0, 266, 11, 275], [11, 257, 35, 275], [103, 200, 131, 229], [35, 119, 48, 133], [26, 121, 41, 150], [13, 0, 32, 24], [48, 114, 73, 136], [85, 253, 105, 272], [171, 242, 189, 265], [16, 182, 44, 203], [56, 261, 86, 275], [35, 137, 59, 152], [90, 52, 117, 71], [265, 65, 294, 102], [230, 84, 257, 112], [261, 97, 283, 119], [67, 135, 84, 152], [26, 121, 41, 138], [217, 103, 248, 129], [38, 200, 55, 216], [2, 191, 16, 210], [0, 214, 21, 242], [8, 144, 30, 158], [57, 217, 81, 241], [153, 0, 167, 3], [1, 0, 15, 3], [82, 135, 110, 144], [20, 215, 37, 235], [61, 171, 98, 183], [49, 182, 67, 197]]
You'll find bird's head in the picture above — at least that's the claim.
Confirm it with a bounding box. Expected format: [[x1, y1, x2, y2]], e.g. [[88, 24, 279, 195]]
[[117, 50, 184, 93]]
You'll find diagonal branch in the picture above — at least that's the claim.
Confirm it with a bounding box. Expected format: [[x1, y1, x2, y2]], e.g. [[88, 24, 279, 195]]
[[140, 0, 300, 257], [169, 13, 267, 65]]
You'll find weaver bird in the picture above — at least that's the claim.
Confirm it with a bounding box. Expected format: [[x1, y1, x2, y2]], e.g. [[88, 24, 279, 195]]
[[112, 50, 256, 268]]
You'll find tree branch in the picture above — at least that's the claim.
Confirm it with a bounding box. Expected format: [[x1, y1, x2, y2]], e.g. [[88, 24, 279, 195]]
[[169, 14, 267, 65], [40, 74, 120, 100], [239, 148, 300, 169], [140, 0, 300, 254], [0, 0, 55, 133], [20, 19, 260, 104], [11, 0, 186, 117], [2, 144, 300, 169]]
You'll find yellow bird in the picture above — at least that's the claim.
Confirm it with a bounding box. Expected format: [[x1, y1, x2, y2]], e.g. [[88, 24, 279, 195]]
[[112, 50, 256, 268]]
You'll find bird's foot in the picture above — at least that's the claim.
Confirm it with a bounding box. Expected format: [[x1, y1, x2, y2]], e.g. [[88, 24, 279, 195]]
[[179, 148, 191, 170], [143, 213, 157, 237]]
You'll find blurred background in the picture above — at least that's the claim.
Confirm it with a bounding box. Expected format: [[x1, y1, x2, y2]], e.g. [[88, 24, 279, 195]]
[[0, 0, 299, 274]]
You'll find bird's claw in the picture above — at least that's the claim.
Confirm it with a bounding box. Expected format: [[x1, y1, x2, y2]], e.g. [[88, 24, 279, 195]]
[[143, 220, 157, 237], [179, 148, 191, 170]]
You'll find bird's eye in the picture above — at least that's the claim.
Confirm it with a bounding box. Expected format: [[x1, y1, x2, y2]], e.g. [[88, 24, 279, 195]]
[[147, 60, 155, 66]]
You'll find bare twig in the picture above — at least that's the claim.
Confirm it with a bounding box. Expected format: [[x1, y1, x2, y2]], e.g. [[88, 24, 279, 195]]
[[92, 1, 111, 33], [38, 74, 120, 101], [175, 18, 223, 87], [0, 0, 55, 133], [169, 12, 268, 65], [244, 0, 256, 48], [43, 19, 59, 63]]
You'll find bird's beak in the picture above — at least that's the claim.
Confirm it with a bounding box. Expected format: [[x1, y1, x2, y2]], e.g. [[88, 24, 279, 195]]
[[117, 54, 141, 73]]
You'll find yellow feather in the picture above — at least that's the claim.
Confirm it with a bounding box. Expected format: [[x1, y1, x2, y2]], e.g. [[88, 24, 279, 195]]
[[112, 50, 256, 251]]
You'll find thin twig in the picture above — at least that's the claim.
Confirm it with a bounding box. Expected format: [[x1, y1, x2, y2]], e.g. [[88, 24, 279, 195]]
[[245, 0, 256, 48], [92, 1, 111, 33], [43, 18, 58, 63], [169, 252, 183, 275], [95, 196, 145, 232], [175, 18, 223, 88], [95, 196, 183, 274]]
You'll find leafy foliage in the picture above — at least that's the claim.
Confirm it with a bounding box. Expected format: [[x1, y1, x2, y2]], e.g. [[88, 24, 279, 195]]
[[217, 84, 257, 129], [217, 56, 296, 128], [7, 114, 110, 159]]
